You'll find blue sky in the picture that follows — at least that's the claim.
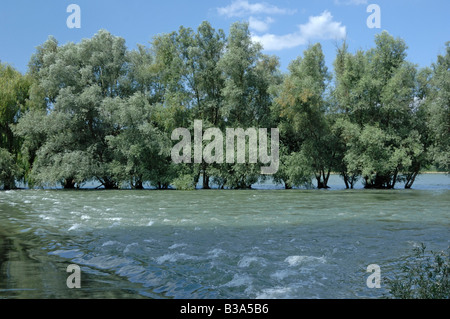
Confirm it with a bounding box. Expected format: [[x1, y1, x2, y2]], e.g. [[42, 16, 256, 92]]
[[0, 0, 449, 74]]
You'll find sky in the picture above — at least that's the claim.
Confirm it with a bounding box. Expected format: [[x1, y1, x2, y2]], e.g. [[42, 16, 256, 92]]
[[0, 0, 449, 74]]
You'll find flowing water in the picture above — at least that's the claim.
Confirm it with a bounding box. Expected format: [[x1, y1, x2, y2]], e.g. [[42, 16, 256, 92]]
[[0, 174, 449, 299]]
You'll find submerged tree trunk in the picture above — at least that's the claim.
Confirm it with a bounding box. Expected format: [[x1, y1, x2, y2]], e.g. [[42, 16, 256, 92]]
[[63, 178, 76, 189], [405, 171, 419, 189], [2, 179, 15, 190], [133, 180, 144, 190], [316, 169, 331, 189], [202, 172, 210, 189], [364, 174, 396, 189], [348, 174, 358, 189], [390, 169, 398, 189], [102, 179, 118, 190], [342, 172, 350, 189]]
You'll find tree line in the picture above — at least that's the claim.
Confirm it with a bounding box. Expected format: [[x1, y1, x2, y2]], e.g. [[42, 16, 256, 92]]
[[0, 21, 448, 190]]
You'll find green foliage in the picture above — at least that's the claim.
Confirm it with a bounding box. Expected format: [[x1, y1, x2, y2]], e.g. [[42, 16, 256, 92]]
[[426, 42, 450, 173], [276, 43, 334, 188], [0, 63, 32, 188], [1, 23, 447, 190], [386, 244, 450, 299], [0, 148, 21, 190], [331, 32, 435, 189], [105, 93, 172, 189], [274, 150, 314, 189], [172, 173, 196, 190]]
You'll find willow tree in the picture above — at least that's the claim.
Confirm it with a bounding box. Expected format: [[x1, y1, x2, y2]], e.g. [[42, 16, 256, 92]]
[[102, 93, 171, 189], [426, 42, 450, 173], [172, 21, 227, 189], [0, 63, 31, 189], [332, 32, 426, 189], [276, 43, 334, 189], [212, 22, 281, 189], [331, 42, 366, 188], [16, 30, 128, 189], [357, 32, 423, 188]]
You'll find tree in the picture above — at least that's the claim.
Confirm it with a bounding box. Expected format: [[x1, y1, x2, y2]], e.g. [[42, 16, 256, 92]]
[[16, 30, 128, 189], [174, 22, 227, 189], [0, 63, 31, 189], [276, 43, 333, 189], [426, 42, 450, 173], [215, 22, 281, 189], [7, 25, 448, 191], [331, 42, 366, 188], [332, 32, 424, 189], [0, 147, 21, 190], [104, 93, 171, 189]]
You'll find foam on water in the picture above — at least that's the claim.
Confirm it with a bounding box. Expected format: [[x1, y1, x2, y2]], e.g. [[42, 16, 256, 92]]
[[169, 243, 188, 250], [68, 223, 82, 231], [270, 269, 297, 280], [285, 255, 327, 266], [123, 243, 140, 254], [224, 274, 253, 288], [39, 214, 54, 220], [256, 286, 295, 299], [156, 253, 198, 264], [237, 256, 263, 268], [102, 241, 119, 247], [208, 248, 226, 258]]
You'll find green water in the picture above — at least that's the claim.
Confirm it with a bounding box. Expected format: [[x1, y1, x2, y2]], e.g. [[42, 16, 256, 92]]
[[0, 174, 449, 299]]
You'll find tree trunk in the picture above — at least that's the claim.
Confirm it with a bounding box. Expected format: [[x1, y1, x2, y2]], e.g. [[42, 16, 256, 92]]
[[324, 169, 331, 188], [284, 182, 292, 190], [405, 171, 419, 189], [134, 180, 144, 190], [349, 175, 357, 189], [390, 169, 398, 189], [202, 164, 210, 189], [316, 170, 330, 189], [63, 178, 76, 189], [342, 172, 350, 189], [103, 179, 118, 190]]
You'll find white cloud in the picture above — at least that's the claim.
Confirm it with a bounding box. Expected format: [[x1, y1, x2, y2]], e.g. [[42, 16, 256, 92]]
[[217, 0, 296, 18], [252, 11, 346, 51], [248, 16, 274, 32], [334, 0, 368, 5], [299, 11, 347, 40]]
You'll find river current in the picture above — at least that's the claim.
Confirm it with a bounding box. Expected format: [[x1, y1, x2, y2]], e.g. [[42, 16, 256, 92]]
[[0, 174, 449, 299]]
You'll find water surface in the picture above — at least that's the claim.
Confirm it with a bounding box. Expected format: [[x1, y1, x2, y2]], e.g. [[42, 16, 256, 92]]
[[0, 174, 449, 299]]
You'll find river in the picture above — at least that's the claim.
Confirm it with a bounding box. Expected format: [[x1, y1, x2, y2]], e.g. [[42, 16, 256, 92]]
[[0, 174, 449, 299]]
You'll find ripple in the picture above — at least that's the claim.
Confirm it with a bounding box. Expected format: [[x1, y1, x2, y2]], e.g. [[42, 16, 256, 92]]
[[285, 255, 326, 266], [156, 253, 198, 264], [224, 274, 253, 288]]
